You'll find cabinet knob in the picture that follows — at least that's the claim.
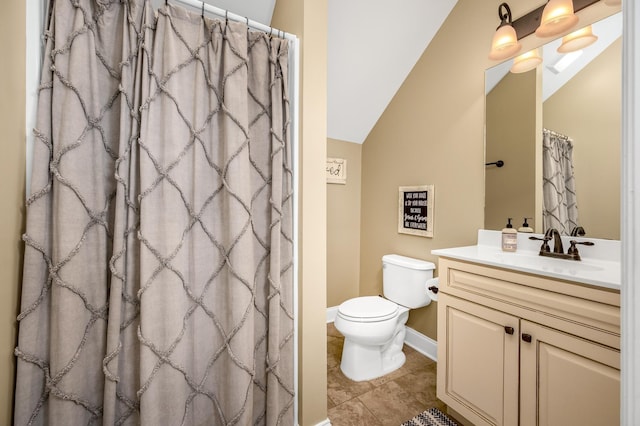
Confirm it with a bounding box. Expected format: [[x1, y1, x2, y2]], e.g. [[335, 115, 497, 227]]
[[522, 333, 532, 343], [504, 326, 515, 335]]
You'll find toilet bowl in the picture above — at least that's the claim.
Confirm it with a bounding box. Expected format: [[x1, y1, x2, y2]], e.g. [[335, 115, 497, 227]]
[[335, 296, 409, 381], [334, 254, 435, 382]]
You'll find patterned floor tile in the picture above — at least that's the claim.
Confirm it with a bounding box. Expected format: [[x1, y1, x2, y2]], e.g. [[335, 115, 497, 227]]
[[328, 398, 382, 426], [358, 380, 432, 426]]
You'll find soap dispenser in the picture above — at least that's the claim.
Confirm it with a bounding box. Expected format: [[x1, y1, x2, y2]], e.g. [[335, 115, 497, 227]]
[[502, 218, 517, 252], [518, 218, 534, 233]]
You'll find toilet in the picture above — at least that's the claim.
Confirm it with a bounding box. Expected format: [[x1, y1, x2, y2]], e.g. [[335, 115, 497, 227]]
[[334, 254, 436, 382]]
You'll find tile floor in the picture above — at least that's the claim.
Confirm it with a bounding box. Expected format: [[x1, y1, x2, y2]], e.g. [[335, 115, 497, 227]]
[[326, 323, 450, 426]]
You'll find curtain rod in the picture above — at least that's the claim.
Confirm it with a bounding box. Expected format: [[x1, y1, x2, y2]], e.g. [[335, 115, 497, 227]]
[[543, 128, 573, 141], [172, 0, 296, 41]]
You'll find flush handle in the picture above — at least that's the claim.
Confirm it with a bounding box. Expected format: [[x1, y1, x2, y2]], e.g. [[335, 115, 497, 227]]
[[504, 326, 514, 335], [522, 333, 532, 343]]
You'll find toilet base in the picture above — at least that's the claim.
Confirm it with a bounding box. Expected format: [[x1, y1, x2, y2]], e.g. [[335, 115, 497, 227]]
[[339, 322, 407, 382]]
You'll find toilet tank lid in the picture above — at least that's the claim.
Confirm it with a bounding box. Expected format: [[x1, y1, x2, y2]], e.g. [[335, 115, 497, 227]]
[[382, 254, 435, 271]]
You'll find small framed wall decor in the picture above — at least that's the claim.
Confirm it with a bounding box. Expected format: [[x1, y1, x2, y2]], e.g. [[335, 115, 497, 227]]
[[398, 185, 434, 238], [326, 158, 347, 184]]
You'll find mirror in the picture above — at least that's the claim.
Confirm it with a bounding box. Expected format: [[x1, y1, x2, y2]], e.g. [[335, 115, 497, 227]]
[[484, 11, 621, 240]]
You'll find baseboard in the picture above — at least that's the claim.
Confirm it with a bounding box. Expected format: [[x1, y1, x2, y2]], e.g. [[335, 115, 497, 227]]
[[404, 326, 438, 362], [326, 306, 338, 323], [326, 306, 437, 362]]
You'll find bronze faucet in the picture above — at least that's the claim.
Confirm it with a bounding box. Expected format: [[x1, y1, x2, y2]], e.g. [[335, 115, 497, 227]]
[[570, 226, 586, 237], [566, 240, 595, 261], [545, 228, 564, 254], [529, 228, 594, 261]]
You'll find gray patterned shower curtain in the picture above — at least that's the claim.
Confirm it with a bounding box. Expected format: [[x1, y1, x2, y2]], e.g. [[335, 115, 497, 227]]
[[14, 0, 294, 424]]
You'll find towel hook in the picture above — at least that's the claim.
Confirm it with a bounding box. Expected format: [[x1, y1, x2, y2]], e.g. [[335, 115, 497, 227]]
[[201, 1, 204, 18]]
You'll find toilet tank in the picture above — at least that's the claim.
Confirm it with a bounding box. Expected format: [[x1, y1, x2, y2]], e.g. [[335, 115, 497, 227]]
[[382, 254, 436, 309]]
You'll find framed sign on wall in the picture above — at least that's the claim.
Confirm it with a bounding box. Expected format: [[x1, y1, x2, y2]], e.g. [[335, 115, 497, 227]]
[[398, 185, 434, 237], [326, 158, 347, 184]]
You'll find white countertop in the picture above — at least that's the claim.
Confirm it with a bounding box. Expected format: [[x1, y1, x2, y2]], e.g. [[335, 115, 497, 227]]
[[432, 230, 620, 291]]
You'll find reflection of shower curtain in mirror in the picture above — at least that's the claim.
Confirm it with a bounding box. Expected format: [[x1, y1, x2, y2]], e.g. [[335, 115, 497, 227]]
[[542, 129, 579, 235]]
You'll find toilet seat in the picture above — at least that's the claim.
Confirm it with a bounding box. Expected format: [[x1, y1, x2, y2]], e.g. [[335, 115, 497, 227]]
[[337, 296, 399, 323]]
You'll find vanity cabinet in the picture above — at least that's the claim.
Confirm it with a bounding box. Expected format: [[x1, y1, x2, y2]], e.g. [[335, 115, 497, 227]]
[[436, 257, 620, 426]]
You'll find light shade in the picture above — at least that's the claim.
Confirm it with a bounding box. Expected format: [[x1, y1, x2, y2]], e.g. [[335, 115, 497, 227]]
[[489, 3, 522, 61], [557, 25, 598, 53], [489, 25, 522, 60], [510, 49, 542, 73], [535, 0, 579, 38]]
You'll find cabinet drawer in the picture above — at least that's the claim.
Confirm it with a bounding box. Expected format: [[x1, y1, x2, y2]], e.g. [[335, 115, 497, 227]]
[[439, 258, 620, 349]]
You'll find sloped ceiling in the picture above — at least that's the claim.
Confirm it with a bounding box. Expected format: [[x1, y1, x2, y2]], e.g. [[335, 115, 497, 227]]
[[327, 0, 458, 144]]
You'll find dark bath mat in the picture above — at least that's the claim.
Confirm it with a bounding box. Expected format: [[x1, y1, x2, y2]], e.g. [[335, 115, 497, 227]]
[[401, 407, 459, 426]]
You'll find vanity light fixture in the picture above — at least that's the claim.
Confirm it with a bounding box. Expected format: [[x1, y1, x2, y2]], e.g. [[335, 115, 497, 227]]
[[535, 0, 579, 38], [488, 3, 522, 61], [557, 25, 598, 53], [510, 48, 543, 73]]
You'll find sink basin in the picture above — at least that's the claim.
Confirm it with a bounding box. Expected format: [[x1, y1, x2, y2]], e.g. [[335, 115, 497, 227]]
[[491, 252, 604, 274]]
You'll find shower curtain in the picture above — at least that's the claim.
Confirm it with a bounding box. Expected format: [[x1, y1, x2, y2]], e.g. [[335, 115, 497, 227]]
[[542, 129, 579, 235], [14, 0, 294, 424]]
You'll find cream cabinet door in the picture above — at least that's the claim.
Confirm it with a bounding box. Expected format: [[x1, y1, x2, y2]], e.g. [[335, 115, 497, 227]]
[[520, 320, 620, 426], [437, 294, 519, 426]]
